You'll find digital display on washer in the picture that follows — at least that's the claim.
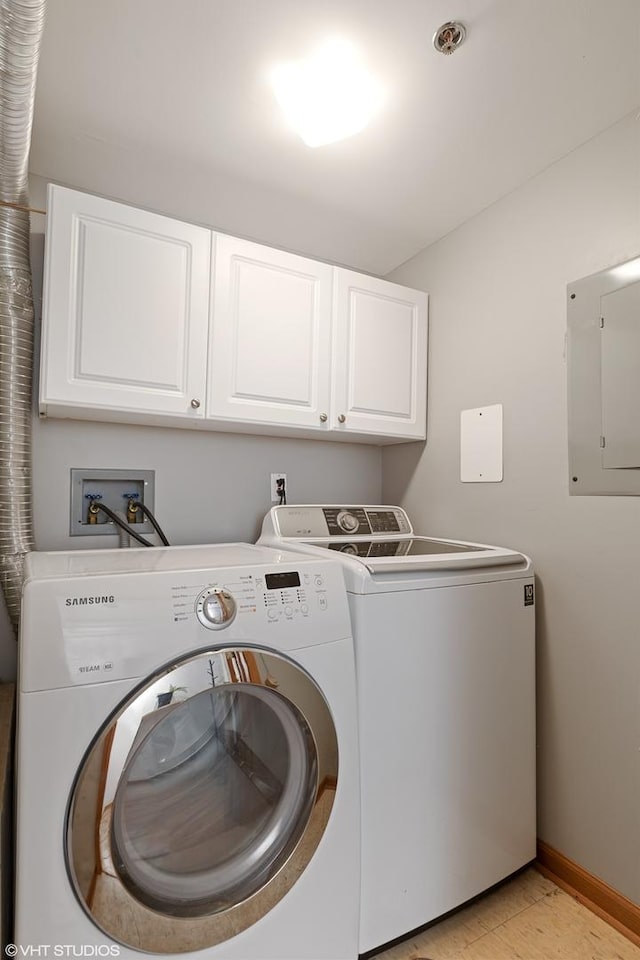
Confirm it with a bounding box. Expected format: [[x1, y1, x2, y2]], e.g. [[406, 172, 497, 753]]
[[366, 511, 401, 533], [265, 571, 301, 590]]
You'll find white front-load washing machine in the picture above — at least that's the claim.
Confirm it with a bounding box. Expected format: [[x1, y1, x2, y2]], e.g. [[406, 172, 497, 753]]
[[259, 506, 536, 955], [15, 543, 360, 959]]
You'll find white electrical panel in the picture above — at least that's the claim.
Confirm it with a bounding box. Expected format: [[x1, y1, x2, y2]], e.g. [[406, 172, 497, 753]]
[[567, 254, 640, 495], [600, 280, 640, 468]]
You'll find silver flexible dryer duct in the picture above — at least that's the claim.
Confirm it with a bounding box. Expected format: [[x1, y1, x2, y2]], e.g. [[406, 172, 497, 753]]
[[0, 0, 46, 633]]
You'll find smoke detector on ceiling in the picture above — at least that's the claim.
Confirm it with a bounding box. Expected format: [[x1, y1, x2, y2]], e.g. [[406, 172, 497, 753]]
[[432, 21, 466, 55]]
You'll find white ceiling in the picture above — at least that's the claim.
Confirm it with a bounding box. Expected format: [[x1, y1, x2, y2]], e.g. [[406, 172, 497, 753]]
[[30, 0, 640, 274]]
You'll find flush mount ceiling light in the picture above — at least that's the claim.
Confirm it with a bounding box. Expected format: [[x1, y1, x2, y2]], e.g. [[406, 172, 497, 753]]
[[432, 21, 466, 55], [270, 38, 385, 148]]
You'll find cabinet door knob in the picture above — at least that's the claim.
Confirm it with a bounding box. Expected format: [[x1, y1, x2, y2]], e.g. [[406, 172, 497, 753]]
[[319, 413, 328, 423], [190, 398, 201, 409], [338, 414, 346, 423]]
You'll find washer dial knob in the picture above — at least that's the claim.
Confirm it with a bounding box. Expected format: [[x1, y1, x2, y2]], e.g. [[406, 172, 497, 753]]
[[196, 589, 237, 629], [337, 510, 360, 533]]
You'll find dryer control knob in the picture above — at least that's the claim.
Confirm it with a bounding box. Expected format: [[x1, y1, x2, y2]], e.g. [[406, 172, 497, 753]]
[[196, 589, 237, 629], [337, 510, 359, 534]]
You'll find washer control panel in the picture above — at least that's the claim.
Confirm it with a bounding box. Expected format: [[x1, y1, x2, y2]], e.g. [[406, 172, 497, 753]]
[[322, 507, 411, 537], [272, 505, 412, 538]]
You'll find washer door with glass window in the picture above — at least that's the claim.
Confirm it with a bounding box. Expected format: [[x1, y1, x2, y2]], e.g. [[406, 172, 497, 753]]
[[66, 647, 338, 953]]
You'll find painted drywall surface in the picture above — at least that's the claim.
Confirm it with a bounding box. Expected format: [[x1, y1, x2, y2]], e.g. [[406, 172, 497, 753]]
[[32, 417, 381, 551], [383, 112, 640, 903]]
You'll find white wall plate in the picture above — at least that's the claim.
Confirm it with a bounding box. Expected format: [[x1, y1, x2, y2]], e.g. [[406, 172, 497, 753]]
[[460, 404, 503, 483]]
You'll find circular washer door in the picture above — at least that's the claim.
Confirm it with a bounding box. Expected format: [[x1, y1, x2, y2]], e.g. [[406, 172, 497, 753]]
[[66, 647, 338, 953]]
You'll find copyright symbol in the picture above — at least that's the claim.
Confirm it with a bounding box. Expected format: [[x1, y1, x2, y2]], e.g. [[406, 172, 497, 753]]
[[5, 945, 17, 957]]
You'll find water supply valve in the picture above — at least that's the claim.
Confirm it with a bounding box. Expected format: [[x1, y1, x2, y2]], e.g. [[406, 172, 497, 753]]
[[85, 493, 103, 525], [124, 492, 141, 524]]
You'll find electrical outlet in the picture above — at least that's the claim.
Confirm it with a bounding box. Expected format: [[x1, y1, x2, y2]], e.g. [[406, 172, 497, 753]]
[[270, 473, 287, 503]]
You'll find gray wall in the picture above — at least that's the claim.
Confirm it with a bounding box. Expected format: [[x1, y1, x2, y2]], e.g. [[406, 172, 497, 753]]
[[0, 177, 382, 680], [32, 418, 380, 551], [383, 111, 640, 903]]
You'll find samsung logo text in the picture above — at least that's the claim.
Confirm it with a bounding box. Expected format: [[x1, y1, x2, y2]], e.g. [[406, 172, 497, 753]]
[[65, 596, 115, 607]]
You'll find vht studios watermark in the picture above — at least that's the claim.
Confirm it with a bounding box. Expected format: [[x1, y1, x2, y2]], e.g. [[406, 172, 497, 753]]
[[5, 947, 120, 957]]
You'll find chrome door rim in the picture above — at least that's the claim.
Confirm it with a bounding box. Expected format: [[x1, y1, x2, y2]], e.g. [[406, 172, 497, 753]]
[[65, 646, 339, 953]]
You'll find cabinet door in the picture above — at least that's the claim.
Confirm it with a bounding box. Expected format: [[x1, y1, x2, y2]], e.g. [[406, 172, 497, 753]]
[[208, 235, 332, 430], [40, 185, 210, 419], [332, 270, 428, 440]]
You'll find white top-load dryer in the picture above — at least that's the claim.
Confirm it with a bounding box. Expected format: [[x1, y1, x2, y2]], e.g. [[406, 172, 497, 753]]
[[16, 543, 360, 959], [259, 506, 536, 954]]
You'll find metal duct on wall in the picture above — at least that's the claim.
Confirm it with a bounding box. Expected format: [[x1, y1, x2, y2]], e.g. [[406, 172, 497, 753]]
[[0, 0, 46, 633]]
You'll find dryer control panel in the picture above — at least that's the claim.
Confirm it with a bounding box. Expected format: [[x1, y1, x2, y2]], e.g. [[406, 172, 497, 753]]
[[260, 567, 330, 622], [21, 548, 351, 691], [178, 568, 332, 627]]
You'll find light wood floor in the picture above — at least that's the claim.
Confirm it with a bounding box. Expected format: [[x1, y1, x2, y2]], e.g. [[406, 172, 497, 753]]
[[371, 867, 640, 960]]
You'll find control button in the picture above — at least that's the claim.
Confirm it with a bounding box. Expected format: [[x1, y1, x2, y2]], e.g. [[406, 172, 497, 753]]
[[318, 596, 328, 611], [267, 608, 278, 620], [301, 604, 309, 614], [285, 606, 293, 618], [337, 510, 359, 533], [314, 576, 324, 587], [196, 589, 237, 630]]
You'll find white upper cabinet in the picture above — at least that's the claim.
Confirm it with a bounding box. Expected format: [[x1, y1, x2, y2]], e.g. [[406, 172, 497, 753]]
[[39, 186, 428, 443], [40, 185, 210, 420], [332, 270, 428, 440], [208, 235, 332, 430]]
